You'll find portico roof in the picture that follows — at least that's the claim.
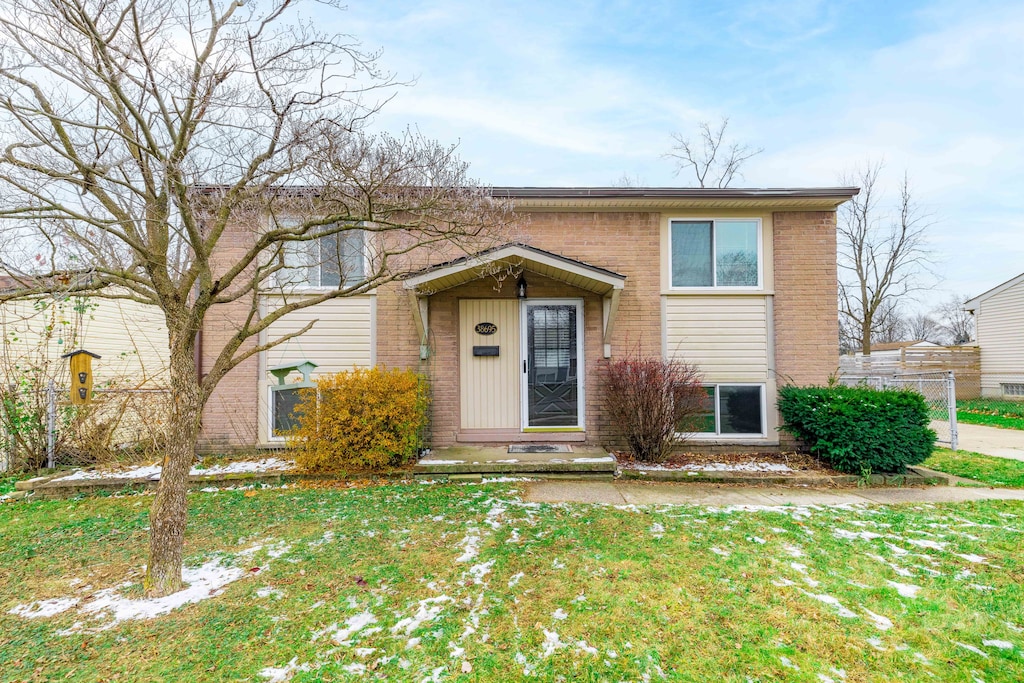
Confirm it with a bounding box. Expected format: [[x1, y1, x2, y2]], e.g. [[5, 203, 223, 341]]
[[402, 243, 626, 296], [402, 243, 626, 358]]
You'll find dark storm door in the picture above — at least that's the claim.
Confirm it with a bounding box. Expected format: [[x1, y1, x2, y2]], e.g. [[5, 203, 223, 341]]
[[522, 300, 584, 428]]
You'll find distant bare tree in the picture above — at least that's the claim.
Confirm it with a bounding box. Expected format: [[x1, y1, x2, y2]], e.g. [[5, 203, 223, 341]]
[[665, 118, 762, 188], [935, 295, 975, 345], [610, 172, 645, 188], [905, 312, 941, 343], [837, 162, 933, 355], [871, 299, 908, 345]]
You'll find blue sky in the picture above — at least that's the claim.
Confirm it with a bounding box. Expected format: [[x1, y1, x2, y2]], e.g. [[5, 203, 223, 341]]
[[332, 0, 1024, 311]]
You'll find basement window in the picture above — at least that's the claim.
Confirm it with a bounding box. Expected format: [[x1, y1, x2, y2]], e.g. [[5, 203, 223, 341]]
[[685, 384, 765, 437], [1002, 383, 1024, 398]]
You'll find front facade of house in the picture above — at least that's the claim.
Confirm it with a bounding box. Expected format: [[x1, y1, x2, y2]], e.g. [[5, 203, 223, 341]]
[[198, 187, 855, 452], [965, 272, 1024, 399]]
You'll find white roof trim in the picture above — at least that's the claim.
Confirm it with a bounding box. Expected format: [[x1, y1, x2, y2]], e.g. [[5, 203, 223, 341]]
[[403, 244, 626, 293], [964, 271, 1024, 310]]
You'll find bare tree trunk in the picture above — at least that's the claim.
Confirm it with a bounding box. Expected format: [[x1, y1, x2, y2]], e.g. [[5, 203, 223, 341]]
[[145, 339, 202, 596], [862, 320, 872, 356]]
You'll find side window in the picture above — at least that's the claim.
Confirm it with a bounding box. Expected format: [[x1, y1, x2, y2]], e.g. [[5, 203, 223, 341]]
[[275, 219, 365, 288], [671, 219, 760, 288]]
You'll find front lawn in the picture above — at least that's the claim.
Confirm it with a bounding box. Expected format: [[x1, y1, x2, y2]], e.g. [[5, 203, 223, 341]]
[[925, 448, 1024, 488], [2, 482, 1023, 681], [958, 398, 1024, 431]]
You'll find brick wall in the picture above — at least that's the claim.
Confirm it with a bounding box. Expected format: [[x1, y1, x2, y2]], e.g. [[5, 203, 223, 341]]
[[198, 225, 260, 453], [772, 211, 840, 386], [376, 211, 663, 446]]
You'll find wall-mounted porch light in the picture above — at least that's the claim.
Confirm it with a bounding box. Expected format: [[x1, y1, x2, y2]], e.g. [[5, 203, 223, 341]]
[[516, 274, 528, 299]]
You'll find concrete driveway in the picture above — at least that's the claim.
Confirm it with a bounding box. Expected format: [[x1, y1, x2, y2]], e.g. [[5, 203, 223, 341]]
[[943, 421, 1024, 460]]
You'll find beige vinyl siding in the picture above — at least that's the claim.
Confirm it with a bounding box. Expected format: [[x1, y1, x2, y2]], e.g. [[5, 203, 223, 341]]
[[974, 279, 1024, 395], [663, 295, 769, 381], [258, 294, 374, 444], [460, 299, 520, 429], [263, 295, 374, 373], [0, 294, 169, 385]]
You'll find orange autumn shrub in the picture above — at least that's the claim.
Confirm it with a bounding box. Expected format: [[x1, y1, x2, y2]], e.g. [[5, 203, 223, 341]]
[[288, 367, 429, 472]]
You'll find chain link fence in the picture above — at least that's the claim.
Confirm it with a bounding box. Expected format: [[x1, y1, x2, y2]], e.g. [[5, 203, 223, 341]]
[[1, 384, 171, 471], [838, 371, 959, 450]]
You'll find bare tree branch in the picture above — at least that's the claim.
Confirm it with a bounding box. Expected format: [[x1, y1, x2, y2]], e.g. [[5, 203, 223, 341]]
[[664, 117, 762, 188], [0, 0, 516, 596], [836, 161, 935, 355]]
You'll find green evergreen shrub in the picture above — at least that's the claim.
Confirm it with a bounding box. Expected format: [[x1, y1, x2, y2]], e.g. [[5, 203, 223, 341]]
[[777, 385, 936, 474]]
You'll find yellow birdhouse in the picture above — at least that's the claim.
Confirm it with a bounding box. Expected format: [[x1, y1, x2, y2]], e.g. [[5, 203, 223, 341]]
[[61, 349, 101, 405]]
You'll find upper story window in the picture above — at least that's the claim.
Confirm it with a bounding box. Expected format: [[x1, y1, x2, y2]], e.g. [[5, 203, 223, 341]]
[[670, 219, 760, 288], [274, 219, 365, 288]]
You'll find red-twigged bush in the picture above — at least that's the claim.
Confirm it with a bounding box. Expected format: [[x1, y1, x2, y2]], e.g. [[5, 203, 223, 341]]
[[604, 352, 705, 462]]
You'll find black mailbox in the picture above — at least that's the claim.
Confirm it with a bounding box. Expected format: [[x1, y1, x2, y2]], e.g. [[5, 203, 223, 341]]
[[473, 346, 499, 357]]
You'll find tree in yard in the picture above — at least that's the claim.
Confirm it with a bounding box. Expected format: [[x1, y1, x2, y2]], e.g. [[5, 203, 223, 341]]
[[664, 117, 762, 188], [934, 295, 975, 345], [905, 312, 941, 344], [0, 0, 515, 595], [837, 162, 933, 355]]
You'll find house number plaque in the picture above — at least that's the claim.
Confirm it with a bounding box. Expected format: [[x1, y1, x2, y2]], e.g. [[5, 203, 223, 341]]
[[474, 322, 497, 335]]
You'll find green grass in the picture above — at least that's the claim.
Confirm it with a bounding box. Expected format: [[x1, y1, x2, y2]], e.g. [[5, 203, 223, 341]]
[[958, 398, 1024, 430], [2, 482, 1024, 681], [925, 448, 1024, 488]]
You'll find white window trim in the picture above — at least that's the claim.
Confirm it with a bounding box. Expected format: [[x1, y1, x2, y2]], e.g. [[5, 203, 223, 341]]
[[668, 217, 763, 291], [267, 384, 315, 442], [686, 383, 767, 439], [267, 216, 370, 291]]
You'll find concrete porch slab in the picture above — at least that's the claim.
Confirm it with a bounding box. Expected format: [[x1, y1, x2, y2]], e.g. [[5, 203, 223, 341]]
[[414, 445, 616, 478]]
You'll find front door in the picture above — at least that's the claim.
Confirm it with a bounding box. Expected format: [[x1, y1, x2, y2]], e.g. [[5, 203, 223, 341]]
[[522, 300, 584, 429]]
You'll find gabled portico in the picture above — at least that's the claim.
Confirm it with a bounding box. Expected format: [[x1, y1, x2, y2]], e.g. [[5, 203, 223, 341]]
[[403, 243, 626, 442]]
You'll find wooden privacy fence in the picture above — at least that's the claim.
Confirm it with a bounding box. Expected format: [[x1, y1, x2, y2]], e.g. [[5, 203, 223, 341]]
[[839, 346, 981, 400]]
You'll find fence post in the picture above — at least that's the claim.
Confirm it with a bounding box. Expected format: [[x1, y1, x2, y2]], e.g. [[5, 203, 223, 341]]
[[46, 380, 56, 469], [947, 371, 958, 451]]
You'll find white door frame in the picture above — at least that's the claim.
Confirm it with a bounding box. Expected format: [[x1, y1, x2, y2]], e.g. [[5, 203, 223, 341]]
[[520, 298, 585, 430]]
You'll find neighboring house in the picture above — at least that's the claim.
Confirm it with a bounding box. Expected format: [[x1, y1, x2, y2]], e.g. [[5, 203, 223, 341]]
[[965, 272, 1024, 399], [0, 277, 170, 388], [197, 186, 858, 452]]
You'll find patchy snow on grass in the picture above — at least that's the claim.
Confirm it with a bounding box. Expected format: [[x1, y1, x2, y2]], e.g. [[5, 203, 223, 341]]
[[834, 528, 884, 541], [861, 607, 894, 631], [886, 580, 922, 598], [260, 657, 310, 682], [800, 590, 858, 619], [955, 642, 990, 658], [54, 458, 294, 483], [455, 528, 482, 563], [650, 522, 665, 538], [552, 608, 568, 621], [331, 611, 378, 645], [9, 597, 79, 618], [256, 586, 284, 599], [710, 547, 730, 558], [907, 538, 947, 551], [508, 572, 525, 588], [391, 596, 452, 636], [983, 639, 1014, 650], [467, 560, 495, 584], [540, 629, 566, 657]]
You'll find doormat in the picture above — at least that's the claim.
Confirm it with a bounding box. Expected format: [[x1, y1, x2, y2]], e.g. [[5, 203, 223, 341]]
[[507, 444, 573, 454]]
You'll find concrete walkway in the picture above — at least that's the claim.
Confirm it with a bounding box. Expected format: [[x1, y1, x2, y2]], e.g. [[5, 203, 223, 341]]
[[524, 480, 1024, 506], [948, 421, 1024, 461]]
